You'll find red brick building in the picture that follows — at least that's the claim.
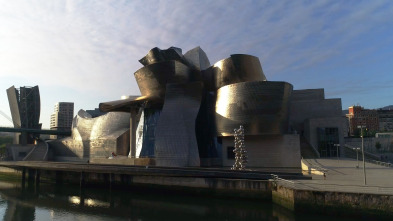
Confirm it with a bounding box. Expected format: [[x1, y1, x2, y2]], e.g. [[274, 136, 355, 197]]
[[346, 106, 379, 136]]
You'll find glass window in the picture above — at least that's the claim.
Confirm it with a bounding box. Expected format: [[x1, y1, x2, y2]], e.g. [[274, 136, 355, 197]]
[[317, 127, 339, 157]]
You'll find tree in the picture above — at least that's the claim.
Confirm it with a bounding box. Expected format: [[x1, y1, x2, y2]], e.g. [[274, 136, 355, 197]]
[[375, 141, 382, 151]]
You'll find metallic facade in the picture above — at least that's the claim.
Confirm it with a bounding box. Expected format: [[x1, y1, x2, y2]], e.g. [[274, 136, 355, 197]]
[[98, 46, 294, 167], [216, 81, 293, 136], [99, 96, 148, 112], [139, 47, 187, 66], [134, 60, 201, 102], [183, 46, 211, 71], [49, 110, 130, 160], [202, 54, 266, 91], [155, 82, 203, 167]]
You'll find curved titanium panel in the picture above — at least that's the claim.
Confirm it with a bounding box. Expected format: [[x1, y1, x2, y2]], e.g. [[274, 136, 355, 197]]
[[202, 54, 267, 91], [183, 46, 211, 71], [99, 96, 148, 112], [155, 82, 203, 167], [134, 60, 201, 101], [73, 110, 130, 140], [49, 110, 130, 159], [215, 81, 293, 136], [139, 47, 188, 66]]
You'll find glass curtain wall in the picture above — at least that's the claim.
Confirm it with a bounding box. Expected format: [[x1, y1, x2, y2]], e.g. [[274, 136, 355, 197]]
[[317, 127, 339, 157]]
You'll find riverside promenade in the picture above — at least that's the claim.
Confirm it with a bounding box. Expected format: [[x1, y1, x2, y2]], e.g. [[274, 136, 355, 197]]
[[271, 158, 393, 219], [0, 160, 306, 202], [0, 158, 392, 218], [298, 158, 393, 194]]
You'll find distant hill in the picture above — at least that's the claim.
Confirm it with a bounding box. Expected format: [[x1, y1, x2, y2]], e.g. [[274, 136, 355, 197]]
[[380, 105, 393, 110]]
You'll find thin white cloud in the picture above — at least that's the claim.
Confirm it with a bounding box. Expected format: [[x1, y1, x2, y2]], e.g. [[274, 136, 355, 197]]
[[0, 0, 392, 127]]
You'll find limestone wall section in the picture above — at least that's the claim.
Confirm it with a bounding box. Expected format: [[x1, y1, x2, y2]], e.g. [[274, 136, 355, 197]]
[[273, 185, 393, 218], [221, 134, 301, 168], [304, 117, 347, 155], [291, 88, 324, 101], [290, 98, 342, 132]]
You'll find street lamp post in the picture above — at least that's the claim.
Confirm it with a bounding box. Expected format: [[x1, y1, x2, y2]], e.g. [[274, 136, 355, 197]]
[[358, 125, 367, 185], [334, 144, 340, 161], [353, 147, 360, 168]]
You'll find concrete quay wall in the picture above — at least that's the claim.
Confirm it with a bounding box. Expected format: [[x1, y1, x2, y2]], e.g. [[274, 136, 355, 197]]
[[124, 175, 271, 199], [273, 185, 393, 219], [36, 169, 273, 200], [1, 162, 392, 219]]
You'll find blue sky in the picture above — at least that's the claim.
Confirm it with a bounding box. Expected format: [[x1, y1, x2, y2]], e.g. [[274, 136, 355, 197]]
[[0, 0, 392, 128]]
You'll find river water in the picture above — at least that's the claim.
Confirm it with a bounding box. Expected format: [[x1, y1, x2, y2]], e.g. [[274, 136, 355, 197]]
[[0, 175, 357, 221]]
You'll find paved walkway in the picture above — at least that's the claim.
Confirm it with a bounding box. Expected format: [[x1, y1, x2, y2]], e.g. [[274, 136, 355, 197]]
[[287, 158, 393, 195]]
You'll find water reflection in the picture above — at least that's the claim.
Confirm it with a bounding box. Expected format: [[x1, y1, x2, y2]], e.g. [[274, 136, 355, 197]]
[[0, 177, 356, 221]]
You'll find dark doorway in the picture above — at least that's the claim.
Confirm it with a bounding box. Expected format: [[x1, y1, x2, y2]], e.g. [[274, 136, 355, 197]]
[[317, 127, 339, 157]]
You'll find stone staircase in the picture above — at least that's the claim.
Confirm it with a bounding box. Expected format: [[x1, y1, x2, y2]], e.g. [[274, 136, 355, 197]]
[[23, 140, 48, 161], [300, 136, 319, 159], [342, 144, 380, 161]]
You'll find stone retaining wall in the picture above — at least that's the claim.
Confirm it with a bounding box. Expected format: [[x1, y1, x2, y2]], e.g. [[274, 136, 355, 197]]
[[273, 185, 393, 219]]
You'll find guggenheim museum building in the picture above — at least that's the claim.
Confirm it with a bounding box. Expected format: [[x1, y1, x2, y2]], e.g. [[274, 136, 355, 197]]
[[49, 46, 345, 169]]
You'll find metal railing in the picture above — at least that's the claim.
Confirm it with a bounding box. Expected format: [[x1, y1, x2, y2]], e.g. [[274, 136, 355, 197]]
[[344, 144, 392, 168], [0, 126, 71, 135], [367, 159, 392, 167]]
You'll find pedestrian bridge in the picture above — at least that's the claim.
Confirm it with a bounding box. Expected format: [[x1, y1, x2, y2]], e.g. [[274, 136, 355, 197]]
[[0, 126, 71, 136]]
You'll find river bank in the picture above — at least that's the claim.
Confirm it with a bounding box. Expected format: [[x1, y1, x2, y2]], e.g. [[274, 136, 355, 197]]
[[0, 159, 392, 220]]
